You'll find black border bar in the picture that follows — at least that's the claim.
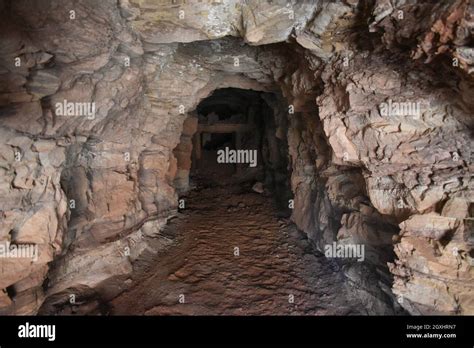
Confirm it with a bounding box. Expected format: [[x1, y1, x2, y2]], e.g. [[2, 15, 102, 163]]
[[0, 315, 472, 346]]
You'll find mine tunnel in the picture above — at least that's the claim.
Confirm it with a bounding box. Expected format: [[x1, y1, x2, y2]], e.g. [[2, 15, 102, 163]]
[[1, 0, 473, 320], [192, 88, 261, 183], [172, 87, 295, 220]]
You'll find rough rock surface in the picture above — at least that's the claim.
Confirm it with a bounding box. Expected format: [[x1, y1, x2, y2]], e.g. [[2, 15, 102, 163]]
[[0, 0, 472, 315], [108, 183, 371, 315]]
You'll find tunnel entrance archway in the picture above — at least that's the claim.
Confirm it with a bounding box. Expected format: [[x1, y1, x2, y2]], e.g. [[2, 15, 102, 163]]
[[191, 87, 265, 185], [172, 86, 294, 217]]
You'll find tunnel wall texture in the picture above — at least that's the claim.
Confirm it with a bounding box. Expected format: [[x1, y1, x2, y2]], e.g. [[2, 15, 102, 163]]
[[0, 0, 473, 315]]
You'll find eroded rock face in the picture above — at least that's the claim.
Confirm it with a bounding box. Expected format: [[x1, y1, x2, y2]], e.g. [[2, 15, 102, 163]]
[[0, 0, 472, 315], [316, 51, 473, 314]]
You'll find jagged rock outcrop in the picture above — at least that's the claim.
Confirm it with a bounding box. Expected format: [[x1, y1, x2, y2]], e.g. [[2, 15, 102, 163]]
[[316, 51, 473, 314], [0, 0, 472, 315]]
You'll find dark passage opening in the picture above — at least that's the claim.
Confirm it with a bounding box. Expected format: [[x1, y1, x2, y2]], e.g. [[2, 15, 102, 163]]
[[191, 87, 262, 184], [202, 133, 234, 151], [173, 87, 293, 215]]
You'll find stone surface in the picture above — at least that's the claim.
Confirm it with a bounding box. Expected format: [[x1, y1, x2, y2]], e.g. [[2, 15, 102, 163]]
[[0, 0, 472, 315], [109, 183, 372, 315]]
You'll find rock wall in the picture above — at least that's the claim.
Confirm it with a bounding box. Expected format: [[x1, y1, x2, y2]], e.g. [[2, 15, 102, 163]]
[[317, 52, 473, 314], [0, 0, 472, 315]]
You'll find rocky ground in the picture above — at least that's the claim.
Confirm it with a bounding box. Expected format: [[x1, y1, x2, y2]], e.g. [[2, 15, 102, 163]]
[[109, 179, 367, 315]]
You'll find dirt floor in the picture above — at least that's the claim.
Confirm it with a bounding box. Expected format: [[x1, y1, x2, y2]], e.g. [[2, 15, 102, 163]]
[[108, 166, 368, 315]]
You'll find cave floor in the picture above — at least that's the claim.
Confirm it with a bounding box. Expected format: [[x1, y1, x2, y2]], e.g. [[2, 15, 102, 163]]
[[108, 180, 367, 315]]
